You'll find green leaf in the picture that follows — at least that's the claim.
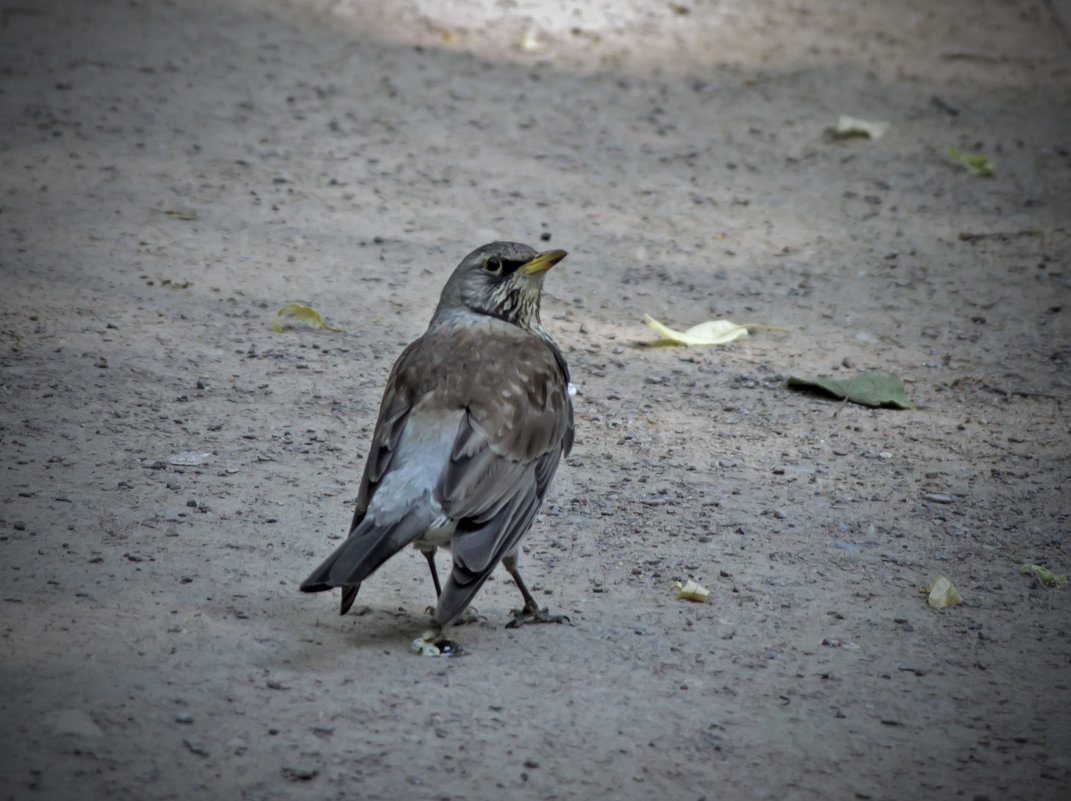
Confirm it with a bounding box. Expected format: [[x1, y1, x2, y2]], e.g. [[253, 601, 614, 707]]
[[1020, 563, 1067, 587], [785, 371, 913, 409], [271, 304, 341, 333], [945, 146, 995, 177]]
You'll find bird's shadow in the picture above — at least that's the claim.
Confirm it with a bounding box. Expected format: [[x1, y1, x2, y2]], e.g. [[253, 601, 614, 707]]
[[270, 596, 499, 668]]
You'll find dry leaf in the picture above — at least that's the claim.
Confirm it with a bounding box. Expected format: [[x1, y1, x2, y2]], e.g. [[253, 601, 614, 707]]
[[271, 304, 341, 333], [645, 315, 788, 346], [835, 115, 889, 140], [410, 630, 460, 657], [927, 575, 963, 608], [412, 631, 444, 657], [162, 207, 197, 221], [156, 277, 191, 289], [672, 579, 710, 602], [519, 28, 541, 51]]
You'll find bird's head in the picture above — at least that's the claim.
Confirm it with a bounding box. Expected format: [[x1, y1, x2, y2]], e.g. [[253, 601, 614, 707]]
[[434, 241, 567, 336]]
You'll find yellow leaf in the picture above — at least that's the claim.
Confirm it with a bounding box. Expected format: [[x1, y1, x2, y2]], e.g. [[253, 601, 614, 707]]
[[645, 315, 747, 345], [835, 115, 889, 140], [271, 304, 341, 333], [672, 579, 710, 602], [645, 314, 788, 346], [926, 575, 963, 608]]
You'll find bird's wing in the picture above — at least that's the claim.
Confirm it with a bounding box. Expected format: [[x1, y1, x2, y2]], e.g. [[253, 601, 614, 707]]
[[299, 401, 461, 610], [433, 336, 574, 624], [347, 337, 430, 530], [301, 336, 445, 610]]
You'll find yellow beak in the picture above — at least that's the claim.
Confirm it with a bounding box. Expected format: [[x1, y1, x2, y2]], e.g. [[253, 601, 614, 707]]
[[520, 249, 568, 275]]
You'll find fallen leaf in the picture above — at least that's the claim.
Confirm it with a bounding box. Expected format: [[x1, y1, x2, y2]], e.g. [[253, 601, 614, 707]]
[[1020, 563, 1067, 587], [927, 575, 963, 608], [945, 146, 995, 177], [519, 28, 541, 51], [162, 207, 198, 221], [412, 632, 442, 657], [272, 304, 341, 333], [156, 277, 191, 289], [645, 314, 788, 346], [410, 630, 461, 657], [835, 115, 889, 140], [785, 371, 913, 409], [672, 579, 710, 602]]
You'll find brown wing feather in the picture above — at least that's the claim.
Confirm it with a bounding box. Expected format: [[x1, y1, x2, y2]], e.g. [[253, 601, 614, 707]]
[[432, 324, 572, 515], [429, 322, 573, 624], [350, 318, 571, 529]]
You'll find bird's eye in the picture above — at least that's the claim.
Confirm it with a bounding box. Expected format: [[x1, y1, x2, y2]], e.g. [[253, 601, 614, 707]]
[[484, 257, 504, 275]]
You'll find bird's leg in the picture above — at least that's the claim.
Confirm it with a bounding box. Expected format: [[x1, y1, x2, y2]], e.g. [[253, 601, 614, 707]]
[[422, 547, 443, 597], [422, 547, 443, 618], [421, 549, 482, 625], [502, 554, 570, 628]]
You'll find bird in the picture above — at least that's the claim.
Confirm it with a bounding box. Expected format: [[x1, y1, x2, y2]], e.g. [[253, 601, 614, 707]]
[[301, 241, 574, 634]]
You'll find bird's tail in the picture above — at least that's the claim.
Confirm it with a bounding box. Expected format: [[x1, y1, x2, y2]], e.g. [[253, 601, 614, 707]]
[[301, 509, 432, 615], [435, 489, 541, 626]]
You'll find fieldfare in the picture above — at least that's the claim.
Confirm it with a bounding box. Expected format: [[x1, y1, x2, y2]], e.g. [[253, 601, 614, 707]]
[[301, 241, 574, 631]]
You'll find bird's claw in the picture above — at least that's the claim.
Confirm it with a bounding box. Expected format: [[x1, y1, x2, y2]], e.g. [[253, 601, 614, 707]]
[[505, 606, 571, 628], [425, 605, 484, 626]]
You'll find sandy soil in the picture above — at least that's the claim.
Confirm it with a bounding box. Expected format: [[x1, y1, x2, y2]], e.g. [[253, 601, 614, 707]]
[[2, 0, 1070, 799]]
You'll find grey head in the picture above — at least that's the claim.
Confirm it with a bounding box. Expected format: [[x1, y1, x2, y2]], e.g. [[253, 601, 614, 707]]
[[433, 241, 568, 336]]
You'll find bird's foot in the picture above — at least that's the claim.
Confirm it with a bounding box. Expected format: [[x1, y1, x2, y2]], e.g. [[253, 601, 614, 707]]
[[425, 604, 485, 626], [411, 629, 463, 657], [505, 605, 571, 628]]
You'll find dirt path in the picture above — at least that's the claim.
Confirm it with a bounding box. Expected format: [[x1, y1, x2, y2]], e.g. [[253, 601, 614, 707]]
[[2, 1, 1069, 799]]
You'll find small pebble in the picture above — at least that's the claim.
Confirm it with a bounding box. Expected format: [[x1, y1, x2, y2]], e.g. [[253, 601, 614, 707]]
[[282, 764, 318, 781], [922, 492, 954, 504], [183, 738, 209, 757]]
